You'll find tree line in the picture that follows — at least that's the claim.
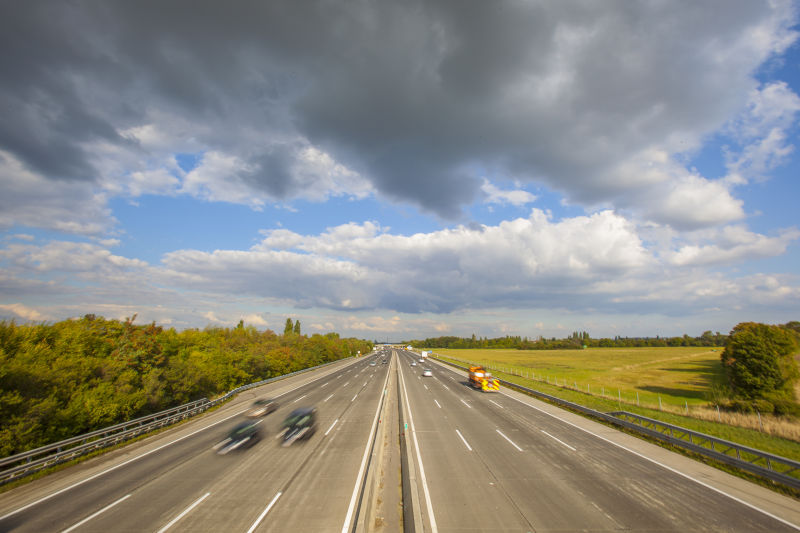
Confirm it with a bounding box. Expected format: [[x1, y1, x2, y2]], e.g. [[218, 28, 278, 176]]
[[407, 322, 800, 416], [407, 330, 729, 350], [0, 315, 372, 457]]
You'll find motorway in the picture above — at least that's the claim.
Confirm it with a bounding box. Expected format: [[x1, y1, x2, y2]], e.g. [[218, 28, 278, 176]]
[[1, 348, 799, 532]]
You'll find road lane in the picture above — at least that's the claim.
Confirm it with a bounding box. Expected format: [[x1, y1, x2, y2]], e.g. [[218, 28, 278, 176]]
[[3, 348, 799, 532], [0, 355, 388, 533], [403, 350, 800, 532]]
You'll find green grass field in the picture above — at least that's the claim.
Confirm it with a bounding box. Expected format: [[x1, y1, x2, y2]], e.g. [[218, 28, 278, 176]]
[[433, 346, 725, 409], [428, 347, 800, 480]]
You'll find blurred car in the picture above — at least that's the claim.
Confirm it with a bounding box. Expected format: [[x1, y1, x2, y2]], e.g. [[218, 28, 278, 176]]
[[422, 369, 433, 377], [246, 398, 279, 417], [369, 361, 377, 366], [214, 420, 261, 455], [410, 361, 417, 366], [281, 407, 317, 447], [418, 358, 425, 363]]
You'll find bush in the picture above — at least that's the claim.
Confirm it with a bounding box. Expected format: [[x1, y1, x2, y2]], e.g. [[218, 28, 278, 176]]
[[721, 322, 799, 401]]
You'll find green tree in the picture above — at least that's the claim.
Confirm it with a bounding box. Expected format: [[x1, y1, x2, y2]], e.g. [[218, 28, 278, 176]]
[[721, 322, 800, 412], [293, 320, 301, 335], [284, 318, 294, 336]]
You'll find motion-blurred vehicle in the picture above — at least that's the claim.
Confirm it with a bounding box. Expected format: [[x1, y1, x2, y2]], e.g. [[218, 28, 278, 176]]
[[214, 420, 261, 454], [281, 407, 317, 447], [246, 398, 279, 417], [418, 358, 425, 363], [370, 361, 377, 366], [422, 369, 433, 377], [410, 361, 417, 366], [468, 365, 500, 392]]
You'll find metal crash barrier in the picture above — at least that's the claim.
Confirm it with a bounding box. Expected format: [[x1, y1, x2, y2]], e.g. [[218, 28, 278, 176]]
[[429, 355, 800, 491], [0, 358, 350, 485]]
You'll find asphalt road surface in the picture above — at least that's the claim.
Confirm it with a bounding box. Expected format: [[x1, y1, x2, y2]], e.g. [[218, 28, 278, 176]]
[[1, 348, 799, 532]]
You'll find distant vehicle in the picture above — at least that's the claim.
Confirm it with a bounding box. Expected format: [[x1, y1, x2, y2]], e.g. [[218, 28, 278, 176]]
[[418, 358, 424, 363], [421, 351, 429, 358], [411, 361, 417, 366], [370, 361, 377, 366], [214, 421, 261, 454], [382, 359, 387, 364], [422, 369, 432, 377], [281, 407, 317, 447], [468, 365, 500, 392], [246, 398, 278, 417]]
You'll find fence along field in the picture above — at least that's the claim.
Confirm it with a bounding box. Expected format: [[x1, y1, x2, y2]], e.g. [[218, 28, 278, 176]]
[[432, 346, 800, 449]]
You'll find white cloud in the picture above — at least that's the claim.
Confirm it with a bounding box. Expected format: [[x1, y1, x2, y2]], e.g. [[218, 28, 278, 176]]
[[666, 226, 800, 267], [0, 303, 46, 321], [481, 179, 537, 206], [648, 174, 745, 230], [241, 313, 268, 327], [128, 168, 181, 197], [181, 151, 266, 209], [725, 82, 800, 182], [0, 150, 115, 235]]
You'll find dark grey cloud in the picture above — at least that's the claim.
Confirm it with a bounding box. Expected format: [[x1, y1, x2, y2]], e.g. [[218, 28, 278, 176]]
[[0, 0, 794, 222]]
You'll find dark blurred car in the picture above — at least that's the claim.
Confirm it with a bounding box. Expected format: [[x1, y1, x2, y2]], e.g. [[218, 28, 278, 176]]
[[214, 420, 261, 455], [281, 407, 317, 447], [246, 398, 279, 417]]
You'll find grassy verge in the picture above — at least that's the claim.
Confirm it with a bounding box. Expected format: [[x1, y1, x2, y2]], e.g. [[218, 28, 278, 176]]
[[431, 353, 800, 461], [433, 353, 800, 499]]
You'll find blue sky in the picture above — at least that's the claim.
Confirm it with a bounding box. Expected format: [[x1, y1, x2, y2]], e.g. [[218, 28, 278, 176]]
[[0, 1, 799, 340]]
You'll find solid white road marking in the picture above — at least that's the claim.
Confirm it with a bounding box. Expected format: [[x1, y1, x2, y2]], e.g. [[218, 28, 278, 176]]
[[341, 363, 392, 533], [246, 492, 282, 533], [456, 429, 472, 451], [504, 393, 800, 531], [496, 429, 523, 451], [489, 399, 503, 408], [293, 394, 307, 403], [156, 492, 210, 533], [324, 394, 334, 402], [61, 494, 131, 533], [399, 364, 438, 533], [434, 400, 441, 409], [460, 399, 472, 409], [542, 430, 576, 451]]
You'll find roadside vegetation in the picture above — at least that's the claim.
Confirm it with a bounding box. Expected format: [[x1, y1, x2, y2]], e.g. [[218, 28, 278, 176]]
[[432, 351, 800, 461], [0, 315, 372, 457], [422, 321, 800, 461]]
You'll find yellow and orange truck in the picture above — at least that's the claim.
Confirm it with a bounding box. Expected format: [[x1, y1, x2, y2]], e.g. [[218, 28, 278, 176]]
[[468, 365, 500, 392]]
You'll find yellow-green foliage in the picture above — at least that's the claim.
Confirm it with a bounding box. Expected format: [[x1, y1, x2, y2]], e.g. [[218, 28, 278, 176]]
[[0, 316, 371, 457]]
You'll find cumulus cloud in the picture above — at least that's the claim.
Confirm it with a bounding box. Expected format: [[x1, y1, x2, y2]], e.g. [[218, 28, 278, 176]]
[[666, 226, 800, 267], [0, 1, 795, 228]]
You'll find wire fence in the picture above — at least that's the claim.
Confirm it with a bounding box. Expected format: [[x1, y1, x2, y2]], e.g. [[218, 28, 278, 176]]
[[427, 353, 800, 491]]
